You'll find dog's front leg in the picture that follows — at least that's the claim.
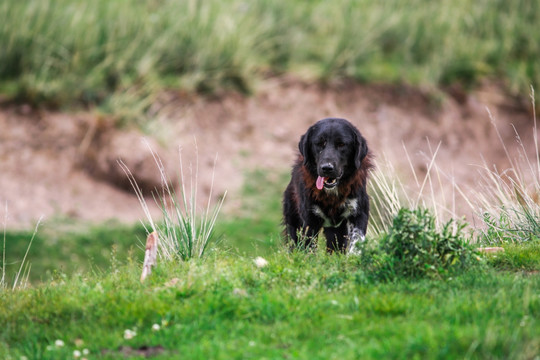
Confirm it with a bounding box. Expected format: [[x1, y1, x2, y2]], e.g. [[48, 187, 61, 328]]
[[346, 221, 365, 255], [324, 223, 349, 253]]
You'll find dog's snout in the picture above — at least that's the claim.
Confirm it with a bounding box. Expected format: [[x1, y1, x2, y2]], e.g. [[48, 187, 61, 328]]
[[320, 163, 334, 174]]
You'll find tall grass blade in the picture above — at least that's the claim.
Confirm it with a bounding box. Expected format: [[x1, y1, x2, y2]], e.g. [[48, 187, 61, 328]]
[[1, 202, 7, 288], [12, 216, 42, 290]]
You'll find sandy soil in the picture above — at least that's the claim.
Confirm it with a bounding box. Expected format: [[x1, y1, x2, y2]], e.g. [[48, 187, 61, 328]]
[[0, 77, 537, 228]]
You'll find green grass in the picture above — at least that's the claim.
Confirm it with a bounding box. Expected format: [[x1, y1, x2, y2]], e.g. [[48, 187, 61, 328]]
[[215, 170, 286, 256], [484, 242, 540, 272], [0, 250, 539, 359], [1, 0, 540, 120], [1, 221, 147, 285], [1, 166, 540, 358]]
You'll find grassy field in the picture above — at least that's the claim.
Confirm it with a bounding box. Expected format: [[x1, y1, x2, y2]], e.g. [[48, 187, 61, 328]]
[[1, 0, 540, 120], [1, 245, 539, 359], [1, 161, 539, 359]]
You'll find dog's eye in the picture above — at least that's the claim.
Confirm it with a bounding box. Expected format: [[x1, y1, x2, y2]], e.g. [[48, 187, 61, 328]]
[[317, 140, 326, 148], [336, 142, 345, 148]]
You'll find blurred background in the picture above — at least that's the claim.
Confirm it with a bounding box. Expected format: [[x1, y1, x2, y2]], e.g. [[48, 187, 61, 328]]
[[1, 0, 539, 281]]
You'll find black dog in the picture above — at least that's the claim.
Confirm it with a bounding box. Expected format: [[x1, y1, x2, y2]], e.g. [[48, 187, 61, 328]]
[[283, 118, 373, 253]]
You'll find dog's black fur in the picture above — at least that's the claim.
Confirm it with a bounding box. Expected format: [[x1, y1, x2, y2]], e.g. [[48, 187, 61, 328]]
[[283, 118, 373, 252]]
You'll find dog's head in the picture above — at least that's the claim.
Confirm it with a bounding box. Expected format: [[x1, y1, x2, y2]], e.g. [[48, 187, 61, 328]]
[[299, 118, 368, 191]]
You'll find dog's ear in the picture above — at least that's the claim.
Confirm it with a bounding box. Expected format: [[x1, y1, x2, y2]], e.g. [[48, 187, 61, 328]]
[[299, 128, 313, 166], [353, 128, 368, 169]]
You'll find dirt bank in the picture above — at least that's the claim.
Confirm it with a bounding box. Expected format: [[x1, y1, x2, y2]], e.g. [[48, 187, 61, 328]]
[[0, 78, 536, 228]]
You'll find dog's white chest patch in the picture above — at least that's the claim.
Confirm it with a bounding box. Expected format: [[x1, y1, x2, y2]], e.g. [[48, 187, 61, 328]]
[[341, 198, 358, 219], [312, 205, 333, 227]]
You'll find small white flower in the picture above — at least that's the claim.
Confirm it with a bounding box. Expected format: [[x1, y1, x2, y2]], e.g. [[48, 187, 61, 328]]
[[152, 323, 161, 331], [82, 349, 90, 355], [20, 356, 28, 360], [330, 300, 339, 306], [55, 340, 65, 347], [73, 350, 82, 358], [253, 256, 268, 268], [124, 329, 137, 340], [248, 341, 256, 347]]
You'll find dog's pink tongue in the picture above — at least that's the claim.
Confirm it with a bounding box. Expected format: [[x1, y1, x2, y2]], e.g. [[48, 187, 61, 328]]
[[316, 176, 326, 190]]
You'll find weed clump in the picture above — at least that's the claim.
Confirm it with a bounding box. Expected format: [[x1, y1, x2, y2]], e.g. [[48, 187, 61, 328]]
[[363, 208, 478, 280], [120, 145, 225, 263], [481, 210, 540, 244], [474, 92, 539, 245]]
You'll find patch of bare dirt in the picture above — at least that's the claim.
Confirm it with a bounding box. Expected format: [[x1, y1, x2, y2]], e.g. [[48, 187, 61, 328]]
[[0, 77, 537, 228], [102, 345, 166, 357]]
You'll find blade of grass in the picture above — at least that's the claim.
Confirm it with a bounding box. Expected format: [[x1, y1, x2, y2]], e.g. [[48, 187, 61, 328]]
[[2, 202, 7, 288], [13, 216, 42, 290]]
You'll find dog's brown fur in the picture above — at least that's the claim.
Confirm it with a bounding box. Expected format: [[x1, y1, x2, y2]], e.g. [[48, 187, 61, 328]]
[[298, 154, 373, 218]]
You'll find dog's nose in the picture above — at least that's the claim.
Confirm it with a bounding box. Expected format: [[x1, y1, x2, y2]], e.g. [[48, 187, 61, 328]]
[[320, 163, 334, 174]]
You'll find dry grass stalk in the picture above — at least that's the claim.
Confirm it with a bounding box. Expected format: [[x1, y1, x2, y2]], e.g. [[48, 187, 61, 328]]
[[476, 247, 505, 253], [140, 231, 158, 282]]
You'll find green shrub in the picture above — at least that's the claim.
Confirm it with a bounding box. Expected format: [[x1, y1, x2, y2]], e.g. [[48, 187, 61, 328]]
[[363, 208, 478, 280]]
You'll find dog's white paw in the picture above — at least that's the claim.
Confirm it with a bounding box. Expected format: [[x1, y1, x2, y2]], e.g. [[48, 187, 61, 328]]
[[347, 225, 365, 255]]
